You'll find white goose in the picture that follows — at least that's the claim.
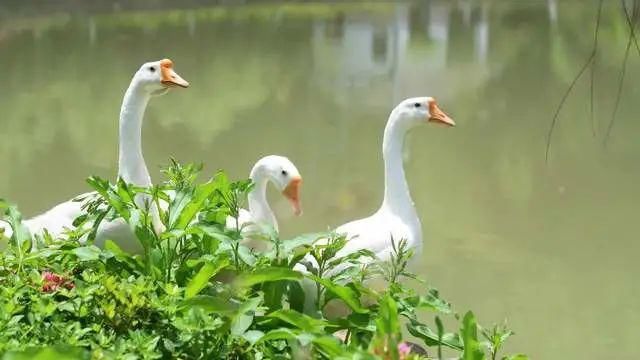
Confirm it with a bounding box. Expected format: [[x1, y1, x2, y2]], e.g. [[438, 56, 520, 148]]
[[328, 97, 454, 262], [0, 59, 189, 242], [226, 155, 302, 243], [298, 97, 454, 313]]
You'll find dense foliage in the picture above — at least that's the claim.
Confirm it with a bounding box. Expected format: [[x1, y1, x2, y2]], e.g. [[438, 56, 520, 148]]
[[0, 161, 526, 360]]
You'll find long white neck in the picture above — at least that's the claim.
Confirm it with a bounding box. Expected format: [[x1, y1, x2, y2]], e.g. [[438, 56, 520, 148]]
[[380, 112, 418, 221], [247, 169, 278, 232], [117, 84, 151, 186]]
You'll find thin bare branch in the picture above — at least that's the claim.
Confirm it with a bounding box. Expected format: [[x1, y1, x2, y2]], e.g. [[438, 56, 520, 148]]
[[603, 30, 632, 147], [621, 0, 640, 57], [589, 0, 604, 137], [546, 1, 606, 163], [545, 53, 594, 163]]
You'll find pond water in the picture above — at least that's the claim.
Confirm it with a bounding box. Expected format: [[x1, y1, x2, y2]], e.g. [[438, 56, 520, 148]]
[[1, 1, 639, 358]]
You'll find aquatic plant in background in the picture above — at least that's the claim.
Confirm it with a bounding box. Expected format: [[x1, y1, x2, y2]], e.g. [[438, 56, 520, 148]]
[[0, 161, 527, 360]]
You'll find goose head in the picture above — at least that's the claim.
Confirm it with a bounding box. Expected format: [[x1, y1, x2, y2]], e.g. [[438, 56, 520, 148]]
[[391, 97, 455, 128], [252, 155, 303, 216], [133, 58, 190, 95]]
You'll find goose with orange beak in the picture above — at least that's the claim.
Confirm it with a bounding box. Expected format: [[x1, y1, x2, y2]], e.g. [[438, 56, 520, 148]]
[[296, 97, 454, 314], [318, 97, 454, 262], [226, 155, 303, 247], [1, 59, 190, 242]]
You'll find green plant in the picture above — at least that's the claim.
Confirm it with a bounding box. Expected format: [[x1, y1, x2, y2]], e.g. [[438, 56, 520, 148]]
[[0, 160, 526, 360]]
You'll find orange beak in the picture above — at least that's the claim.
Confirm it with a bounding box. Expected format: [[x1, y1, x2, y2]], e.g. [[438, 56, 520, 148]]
[[160, 58, 189, 88], [282, 177, 302, 216], [428, 100, 455, 127]]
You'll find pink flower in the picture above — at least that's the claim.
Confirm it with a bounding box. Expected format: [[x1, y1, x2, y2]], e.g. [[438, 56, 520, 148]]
[[41, 271, 73, 293], [398, 342, 411, 359]]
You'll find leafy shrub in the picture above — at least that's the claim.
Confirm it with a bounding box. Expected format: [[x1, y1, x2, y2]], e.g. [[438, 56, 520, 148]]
[[0, 161, 527, 360]]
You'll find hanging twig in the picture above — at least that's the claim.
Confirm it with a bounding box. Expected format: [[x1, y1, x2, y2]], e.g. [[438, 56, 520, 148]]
[[589, 0, 604, 137], [545, 1, 603, 163], [603, 43, 630, 147], [545, 53, 594, 163], [603, 0, 636, 147], [621, 0, 640, 57]]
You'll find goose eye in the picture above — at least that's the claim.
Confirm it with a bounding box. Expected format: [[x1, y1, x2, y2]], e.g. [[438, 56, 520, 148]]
[[281, 170, 288, 176], [149, 66, 156, 73], [413, 103, 421, 108]]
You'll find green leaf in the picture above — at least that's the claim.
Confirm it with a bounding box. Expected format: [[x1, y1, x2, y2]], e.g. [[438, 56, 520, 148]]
[[168, 189, 192, 230], [308, 275, 368, 314], [372, 294, 400, 360], [180, 295, 237, 314], [0, 201, 32, 251], [312, 336, 349, 358], [242, 330, 265, 345], [407, 320, 463, 350], [435, 316, 444, 338], [405, 288, 452, 314], [267, 309, 326, 333], [2, 346, 89, 360], [503, 354, 529, 360], [376, 293, 400, 335], [237, 244, 257, 266], [288, 281, 306, 313], [461, 311, 485, 360], [233, 268, 302, 288], [173, 178, 219, 230], [72, 246, 102, 261], [104, 239, 125, 255], [103, 240, 142, 273], [231, 295, 263, 336], [256, 328, 299, 344], [185, 257, 230, 299], [283, 232, 329, 251], [231, 313, 254, 336]]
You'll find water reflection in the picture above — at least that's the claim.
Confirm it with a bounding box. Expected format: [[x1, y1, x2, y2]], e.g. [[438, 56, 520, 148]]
[[1, 1, 639, 359]]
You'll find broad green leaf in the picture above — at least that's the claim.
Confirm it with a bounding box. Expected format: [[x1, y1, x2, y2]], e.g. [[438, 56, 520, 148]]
[[237, 245, 257, 266], [104, 239, 125, 256], [231, 313, 254, 336], [2, 346, 88, 360], [129, 209, 155, 251], [308, 275, 368, 314], [407, 320, 463, 350], [288, 281, 306, 313], [267, 309, 326, 333], [312, 336, 349, 358], [373, 294, 400, 360], [231, 295, 263, 336], [461, 311, 485, 360], [256, 328, 298, 343], [405, 288, 452, 314], [262, 281, 286, 311], [503, 354, 529, 360], [185, 257, 230, 299], [26, 248, 61, 261], [72, 246, 102, 261], [0, 201, 32, 251], [103, 240, 143, 273], [180, 295, 237, 314], [376, 293, 400, 335], [168, 189, 192, 229], [234, 268, 302, 288], [242, 330, 265, 345], [173, 178, 219, 230], [283, 232, 329, 251], [115, 178, 135, 205]]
